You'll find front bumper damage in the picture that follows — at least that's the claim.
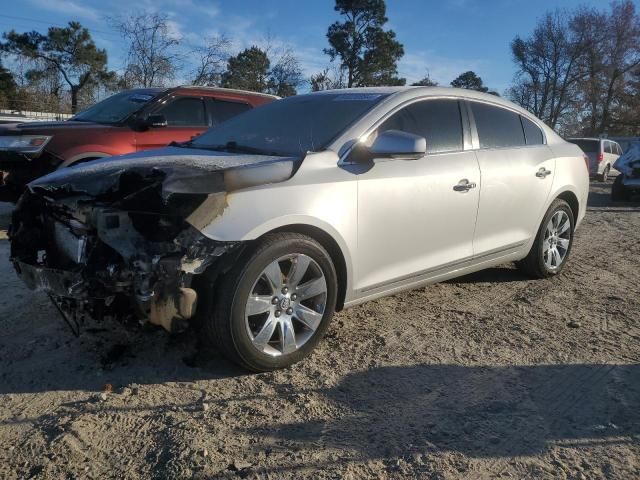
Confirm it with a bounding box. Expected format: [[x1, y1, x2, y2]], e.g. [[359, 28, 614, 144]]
[[9, 146, 298, 334], [11, 191, 238, 333]]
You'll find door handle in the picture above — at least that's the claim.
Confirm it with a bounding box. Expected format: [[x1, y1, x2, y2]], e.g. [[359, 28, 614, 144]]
[[453, 179, 477, 192], [536, 167, 552, 178]]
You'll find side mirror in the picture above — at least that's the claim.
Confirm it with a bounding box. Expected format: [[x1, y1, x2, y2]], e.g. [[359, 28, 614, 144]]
[[369, 130, 426, 160], [145, 114, 168, 128]]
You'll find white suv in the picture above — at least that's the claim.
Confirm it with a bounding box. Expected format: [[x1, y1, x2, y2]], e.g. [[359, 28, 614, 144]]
[[568, 137, 622, 182], [11, 87, 590, 371]]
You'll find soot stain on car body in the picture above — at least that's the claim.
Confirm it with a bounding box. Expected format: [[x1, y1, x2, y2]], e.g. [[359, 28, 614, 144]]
[[9, 146, 300, 334]]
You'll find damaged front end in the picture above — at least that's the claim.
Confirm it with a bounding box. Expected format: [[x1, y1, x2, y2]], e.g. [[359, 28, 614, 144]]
[[9, 146, 298, 334]]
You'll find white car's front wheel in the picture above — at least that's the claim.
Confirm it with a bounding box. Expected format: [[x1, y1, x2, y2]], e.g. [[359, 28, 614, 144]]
[[198, 233, 337, 371]]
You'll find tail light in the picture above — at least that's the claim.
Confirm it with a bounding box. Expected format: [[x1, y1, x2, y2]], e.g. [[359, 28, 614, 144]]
[[597, 152, 604, 162], [583, 154, 590, 170]]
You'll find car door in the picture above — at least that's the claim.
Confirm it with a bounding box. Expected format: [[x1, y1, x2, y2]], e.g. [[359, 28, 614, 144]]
[[136, 96, 209, 151], [355, 98, 480, 292], [469, 101, 555, 257]]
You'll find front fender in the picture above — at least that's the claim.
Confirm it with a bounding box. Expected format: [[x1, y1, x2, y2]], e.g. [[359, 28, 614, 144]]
[[200, 201, 356, 303], [193, 151, 359, 302]]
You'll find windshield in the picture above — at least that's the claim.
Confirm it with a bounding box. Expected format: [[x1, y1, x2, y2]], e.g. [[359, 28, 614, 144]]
[[190, 92, 389, 156], [71, 90, 162, 124], [569, 139, 600, 153]]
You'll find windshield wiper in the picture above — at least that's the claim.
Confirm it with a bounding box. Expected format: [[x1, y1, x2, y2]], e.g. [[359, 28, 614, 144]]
[[200, 141, 281, 156], [168, 140, 191, 148]]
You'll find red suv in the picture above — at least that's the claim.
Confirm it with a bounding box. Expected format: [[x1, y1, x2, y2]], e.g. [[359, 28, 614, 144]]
[[0, 86, 277, 201]]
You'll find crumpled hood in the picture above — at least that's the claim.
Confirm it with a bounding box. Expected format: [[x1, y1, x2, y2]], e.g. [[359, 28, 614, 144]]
[[614, 142, 640, 177], [27, 146, 299, 199]]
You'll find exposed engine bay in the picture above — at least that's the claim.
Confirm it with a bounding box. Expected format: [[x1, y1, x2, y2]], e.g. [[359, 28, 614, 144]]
[[9, 147, 299, 334]]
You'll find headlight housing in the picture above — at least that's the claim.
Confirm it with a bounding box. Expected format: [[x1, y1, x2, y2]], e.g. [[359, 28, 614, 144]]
[[0, 135, 52, 154]]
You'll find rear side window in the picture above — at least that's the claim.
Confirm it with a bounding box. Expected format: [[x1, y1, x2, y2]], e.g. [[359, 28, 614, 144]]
[[212, 100, 252, 125], [471, 102, 525, 149], [158, 97, 207, 126], [605, 142, 613, 154], [377, 99, 463, 154], [521, 116, 544, 145]]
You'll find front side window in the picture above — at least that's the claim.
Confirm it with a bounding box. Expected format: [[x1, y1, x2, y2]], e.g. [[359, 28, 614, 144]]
[[521, 116, 544, 145], [158, 97, 207, 126], [212, 100, 252, 125], [376, 99, 463, 154], [471, 102, 525, 149]]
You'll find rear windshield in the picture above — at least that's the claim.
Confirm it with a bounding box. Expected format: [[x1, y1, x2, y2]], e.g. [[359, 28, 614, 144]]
[[569, 139, 600, 153]]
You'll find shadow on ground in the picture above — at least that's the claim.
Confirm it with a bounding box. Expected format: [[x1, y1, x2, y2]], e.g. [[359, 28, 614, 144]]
[[241, 363, 640, 461], [0, 323, 249, 394], [0, 260, 543, 395], [449, 266, 528, 284]]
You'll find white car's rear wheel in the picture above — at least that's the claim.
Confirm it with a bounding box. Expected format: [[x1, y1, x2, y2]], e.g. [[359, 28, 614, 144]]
[[198, 233, 337, 371], [517, 199, 575, 278]]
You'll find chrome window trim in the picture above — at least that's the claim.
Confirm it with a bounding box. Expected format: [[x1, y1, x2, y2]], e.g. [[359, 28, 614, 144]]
[[466, 98, 548, 150], [338, 94, 550, 166]]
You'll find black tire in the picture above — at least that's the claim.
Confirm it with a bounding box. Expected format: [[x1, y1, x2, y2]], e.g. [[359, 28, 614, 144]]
[[611, 175, 630, 202], [599, 165, 610, 182], [517, 199, 575, 279], [197, 232, 337, 372]]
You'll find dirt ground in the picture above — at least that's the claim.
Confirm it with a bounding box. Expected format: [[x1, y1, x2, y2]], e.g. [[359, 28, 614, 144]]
[[0, 180, 639, 480]]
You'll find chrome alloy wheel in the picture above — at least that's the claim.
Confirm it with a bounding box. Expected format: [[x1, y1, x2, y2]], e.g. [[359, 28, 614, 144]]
[[543, 210, 571, 271], [244, 254, 327, 357]]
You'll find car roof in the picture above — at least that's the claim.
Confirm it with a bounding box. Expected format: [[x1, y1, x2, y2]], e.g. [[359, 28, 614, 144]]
[[313, 85, 507, 104], [122, 87, 167, 96], [311, 86, 544, 120], [115, 86, 279, 101], [173, 85, 279, 100]]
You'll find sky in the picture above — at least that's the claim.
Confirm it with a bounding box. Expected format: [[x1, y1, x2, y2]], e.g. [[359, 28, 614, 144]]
[[1, 0, 636, 93]]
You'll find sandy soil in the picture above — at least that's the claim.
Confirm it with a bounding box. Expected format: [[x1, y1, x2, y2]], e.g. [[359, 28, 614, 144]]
[[0, 180, 639, 479]]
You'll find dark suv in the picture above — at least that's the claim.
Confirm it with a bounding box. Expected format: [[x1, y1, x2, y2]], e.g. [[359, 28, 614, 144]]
[[0, 86, 277, 201]]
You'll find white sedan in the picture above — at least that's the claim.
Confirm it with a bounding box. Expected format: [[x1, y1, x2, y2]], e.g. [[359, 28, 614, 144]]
[[10, 87, 589, 371]]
